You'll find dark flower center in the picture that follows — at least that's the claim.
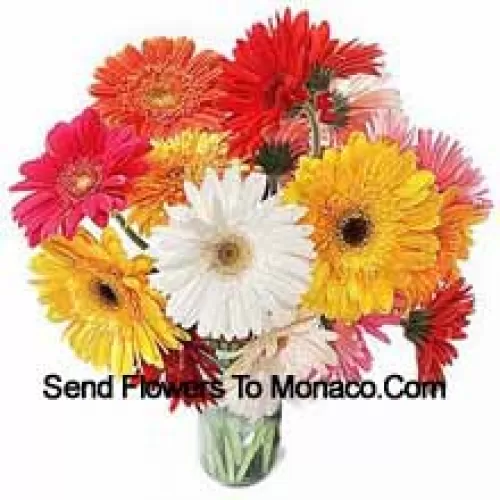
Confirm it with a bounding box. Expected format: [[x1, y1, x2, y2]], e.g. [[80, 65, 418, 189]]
[[276, 335, 289, 351], [337, 211, 372, 247], [217, 241, 241, 267], [95, 280, 120, 308], [264, 75, 285, 108], [263, 74, 305, 110], [210, 234, 253, 276]]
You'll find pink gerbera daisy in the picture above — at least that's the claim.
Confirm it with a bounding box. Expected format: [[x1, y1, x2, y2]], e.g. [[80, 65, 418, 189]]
[[327, 320, 372, 381], [323, 313, 400, 381], [10, 108, 150, 246], [416, 130, 492, 210], [365, 109, 415, 151]]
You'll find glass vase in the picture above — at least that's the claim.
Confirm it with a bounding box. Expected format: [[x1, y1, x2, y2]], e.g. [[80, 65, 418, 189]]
[[199, 403, 281, 486], [199, 339, 281, 486]]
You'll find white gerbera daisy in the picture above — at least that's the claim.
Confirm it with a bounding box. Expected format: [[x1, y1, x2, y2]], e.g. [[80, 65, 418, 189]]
[[151, 166, 314, 339], [223, 316, 338, 420]]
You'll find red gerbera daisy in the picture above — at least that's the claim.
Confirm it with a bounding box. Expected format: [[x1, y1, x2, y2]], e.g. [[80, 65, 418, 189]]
[[10, 108, 149, 247], [90, 37, 225, 139], [133, 333, 221, 412], [403, 278, 474, 382], [220, 8, 384, 158]]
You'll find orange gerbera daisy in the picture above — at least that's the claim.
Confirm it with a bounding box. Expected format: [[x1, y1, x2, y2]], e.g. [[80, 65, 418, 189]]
[[127, 129, 228, 235], [403, 131, 491, 305], [90, 37, 225, 138], [404, 189, 482, 304], [360, 123, 490, 307]]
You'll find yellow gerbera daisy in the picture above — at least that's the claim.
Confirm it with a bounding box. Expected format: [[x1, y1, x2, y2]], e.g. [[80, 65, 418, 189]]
[[30, 227, 187, 375], [127, 129, 228, 235], [283, 133, 442, 323]]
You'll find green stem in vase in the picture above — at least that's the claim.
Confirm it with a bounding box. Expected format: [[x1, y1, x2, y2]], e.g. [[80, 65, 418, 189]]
[[261, 422, 277, 474], [199, 344, 281, 485], [225, 418, 243, 466], [235, 422, 268, 483], [206, 414, 228, 482], [264, 174, 279, 198], [224, 436, 236, 483]]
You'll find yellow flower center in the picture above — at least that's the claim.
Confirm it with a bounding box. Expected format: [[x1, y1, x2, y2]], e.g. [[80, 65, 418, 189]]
[[60, 161, 100, 199], [74, 174, 94, 193], [337, 209, 372, 248], [146, 85, 178, 109], [210, 234, 253, 276]]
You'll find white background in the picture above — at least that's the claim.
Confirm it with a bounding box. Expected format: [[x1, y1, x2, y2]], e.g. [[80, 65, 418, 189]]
[[1, 0, 499, 498]]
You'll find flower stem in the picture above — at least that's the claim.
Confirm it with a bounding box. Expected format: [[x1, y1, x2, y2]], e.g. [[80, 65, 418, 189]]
[[114, 213, 149, 251], [272, 312, 316, 335], [264, 175, 279, 198], [303, 100, 321, 158]]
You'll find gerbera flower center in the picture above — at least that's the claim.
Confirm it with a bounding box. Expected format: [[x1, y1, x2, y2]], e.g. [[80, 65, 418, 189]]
[[264, 75, 285, 108], [210, 234, 253, 276], [263, 74, 304, 111], [276, 335, 289, 351], [59, 161, 100, 199], [146, 86, 178, 109], [337, 210, 372, 247], [91, 279, 121, 309]]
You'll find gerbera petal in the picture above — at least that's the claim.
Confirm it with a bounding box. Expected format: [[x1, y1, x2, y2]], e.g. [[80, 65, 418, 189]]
[[30, 227, 182, 375], [152, 167, 313, 339], [220, 10, 383, 157], [10, 107, 149, 246], [404, 278, 473, 381], [90, 37, 225, 138], [283, 132, 442, 323]]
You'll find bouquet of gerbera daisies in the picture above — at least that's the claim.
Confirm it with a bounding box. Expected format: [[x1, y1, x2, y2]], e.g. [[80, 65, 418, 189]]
[[9, 8, 491, 487]]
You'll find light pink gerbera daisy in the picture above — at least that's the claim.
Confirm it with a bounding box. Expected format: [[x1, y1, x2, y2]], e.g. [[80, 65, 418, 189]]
[[416, 130, 492, 210], [365, 109, 415, 150], [10, 108, 150, 246], [316, 74, 401, 146]]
